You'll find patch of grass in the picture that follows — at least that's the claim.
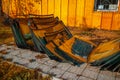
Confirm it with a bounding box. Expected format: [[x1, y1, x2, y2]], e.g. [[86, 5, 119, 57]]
[[0, 61, 52, 80], [0, 21, 13, 44]]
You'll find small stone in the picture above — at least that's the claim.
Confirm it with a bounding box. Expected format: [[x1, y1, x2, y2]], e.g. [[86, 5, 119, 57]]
[[61, 72, 79, 80], [82, 69, 98, 79]]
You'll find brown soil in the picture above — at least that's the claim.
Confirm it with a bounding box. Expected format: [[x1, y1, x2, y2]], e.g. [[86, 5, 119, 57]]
[[69, 27, 120, 45]]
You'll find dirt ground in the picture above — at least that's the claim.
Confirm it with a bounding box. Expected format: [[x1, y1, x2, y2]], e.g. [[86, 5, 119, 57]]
[[0, 17, 120, 45], [70, 27, 120, 45], [0, 17, 13, 44]]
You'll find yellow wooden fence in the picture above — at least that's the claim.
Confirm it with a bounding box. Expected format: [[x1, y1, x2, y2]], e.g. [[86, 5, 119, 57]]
[[2, 0, 120, 30]]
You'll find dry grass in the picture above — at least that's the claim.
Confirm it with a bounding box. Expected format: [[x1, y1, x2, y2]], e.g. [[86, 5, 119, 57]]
[[0, 61, 52, 80], [0, 18, 13, 45]]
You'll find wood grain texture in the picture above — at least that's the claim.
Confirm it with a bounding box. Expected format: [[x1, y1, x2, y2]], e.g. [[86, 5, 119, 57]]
[[101, 13, 113, 30], [76, 0, 85, 27], [60, 0, 68, 25], [54, 0, 61, 18], [48, 0, 54, 14], [2, 0, 120, 30], [92, 12, 102, 29], [41, 0, 48, 15], [67, 0, 77, 27]]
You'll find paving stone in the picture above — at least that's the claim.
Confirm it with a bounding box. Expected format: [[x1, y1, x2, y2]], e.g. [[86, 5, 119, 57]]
[[115, 72, 120, 80], [116, 72, 120, 75], [6, 49, 15, 53], [1, 45, 119, 80], [18, 49, 30, 54], [9, 50, 21, 56], [68, 66, 83, 74], [2, 53, 14, 59], [82, 69, 98, 80], [79, 63, 88, 69], [18, 52, 33, 59], [36, 58, 50, 64], [27, 62, 40, 69], [98, 73, 115, 80], [12, 56, 23, 63], [116, 76, 120, 80], [37, 64, 52, 73], [86, 64, 100, 72], [61, 72, 79, 80], [97, 70, 116, 80], [56, 63, 72, 71], [29, 52, 45, 60], [30, 52, 41, 56], [16, 58, 30, 65], [0, 46, 7, 51], [39, 57, 50, 62], [44, 60, 58, 67], [49, 68, 65, 78], [34, 53, 48, 59], [52, 77, 62, 80], [22, 50, 33, 54], [100, 70, 115, 77], [78, 76, 93, 80]]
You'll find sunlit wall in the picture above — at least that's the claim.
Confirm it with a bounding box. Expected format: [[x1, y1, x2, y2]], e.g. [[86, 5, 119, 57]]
[[2, 0, 120, 30]]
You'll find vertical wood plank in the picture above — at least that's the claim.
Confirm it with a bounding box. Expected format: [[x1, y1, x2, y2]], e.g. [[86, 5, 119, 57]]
[[2, 0, 5, 14], [92, 12, 102, 29], [11, 0, 17, 17], [84, 0, 94, 28], [61, 0, 68, 25], [54, 0, 61, 18], [16, 0, 19, 16], [118, 0, 120, 13], [67, 0, 77, 27], [18, 0, 31, 16], [48, 0, 55, 14], [111, 13, 120, 30], [9, 0, 12, 16], [76, 0, 85, 27], [3, 0, 10, 15], [1, 0, 4, 14], [41, 0, 48, 15], [101, 13, 113, 30], [32, 0, 42, 15]]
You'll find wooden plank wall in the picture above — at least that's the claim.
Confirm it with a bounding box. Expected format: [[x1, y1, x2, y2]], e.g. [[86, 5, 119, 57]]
[[2, 0, 120, 30]]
